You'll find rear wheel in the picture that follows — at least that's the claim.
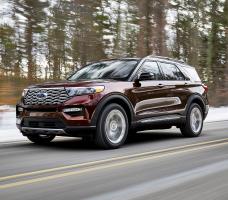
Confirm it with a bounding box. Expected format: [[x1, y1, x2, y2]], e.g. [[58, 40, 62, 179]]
[[94, 103, 129, 149], [181, 103, 203, 137], [128, 130, 138, 135], [127, 130, 138, 140], [27, 134, 55, 144]]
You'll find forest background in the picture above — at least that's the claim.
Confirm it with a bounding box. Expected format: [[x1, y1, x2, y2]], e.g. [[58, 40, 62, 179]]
[[1, 0, 228, 106]]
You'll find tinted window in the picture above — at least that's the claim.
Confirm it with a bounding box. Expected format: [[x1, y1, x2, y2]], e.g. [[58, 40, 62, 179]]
[[160, 63, 185, 80], [183, 67, 201, 82], [138, 62, 162, 80], [68, 60, 138, 80]]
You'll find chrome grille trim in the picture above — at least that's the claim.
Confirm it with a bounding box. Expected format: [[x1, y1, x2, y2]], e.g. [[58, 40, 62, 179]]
[[24, 88, 71, 106]]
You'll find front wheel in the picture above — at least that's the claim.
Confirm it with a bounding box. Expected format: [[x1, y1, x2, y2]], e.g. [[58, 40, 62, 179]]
[[94, 103, 129, 149], [181, 103, 203, 137], [27, 134, 56, 144]]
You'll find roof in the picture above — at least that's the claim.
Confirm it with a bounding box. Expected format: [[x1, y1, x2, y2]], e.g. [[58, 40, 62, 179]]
[[146, 55, 187, 65], [99, 56, 188, 66], [99, 58, 141, 62]]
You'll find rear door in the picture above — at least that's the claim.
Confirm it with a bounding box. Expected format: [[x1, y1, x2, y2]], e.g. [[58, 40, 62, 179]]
[[158, 62, 191, 114]]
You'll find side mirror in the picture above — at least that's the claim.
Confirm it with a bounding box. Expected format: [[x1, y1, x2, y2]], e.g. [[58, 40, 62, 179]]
[[136, 72, 155, 82]]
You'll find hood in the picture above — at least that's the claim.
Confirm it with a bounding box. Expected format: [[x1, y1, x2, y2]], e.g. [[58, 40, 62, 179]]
[[27, 79, 119, 89]]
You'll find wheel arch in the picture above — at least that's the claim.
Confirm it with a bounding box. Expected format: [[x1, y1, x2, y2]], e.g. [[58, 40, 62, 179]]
[[91, 93, 135, 127], [185, 94, 206, 118]]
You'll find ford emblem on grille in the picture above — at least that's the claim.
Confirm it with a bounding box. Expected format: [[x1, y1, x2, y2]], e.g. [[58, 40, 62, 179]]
[[36, 92, 47, 99]]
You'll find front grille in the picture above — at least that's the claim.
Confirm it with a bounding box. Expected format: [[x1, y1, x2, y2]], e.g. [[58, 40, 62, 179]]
[[24, 88, 71, 106], [22, 117, 66, 129]]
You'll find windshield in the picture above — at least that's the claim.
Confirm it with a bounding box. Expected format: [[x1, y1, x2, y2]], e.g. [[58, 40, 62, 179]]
[[68, 60, 139, 81]]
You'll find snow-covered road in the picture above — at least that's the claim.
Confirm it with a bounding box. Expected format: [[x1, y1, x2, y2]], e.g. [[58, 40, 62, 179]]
[[0, 105, 227, 143]]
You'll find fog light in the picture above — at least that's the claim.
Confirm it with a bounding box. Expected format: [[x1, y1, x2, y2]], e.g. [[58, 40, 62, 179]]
[[18, 107, 23, 112], [62, 108, 82, 112], [16, 118, 22, 125]]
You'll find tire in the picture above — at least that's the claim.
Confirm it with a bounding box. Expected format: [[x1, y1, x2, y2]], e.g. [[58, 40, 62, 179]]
[[27, 134, 55, 144], [94, 103, 129, 149], [82, 137, 93, 142], [181, 103, 203, 137], [128, 130, 138, 135], [127, 130, 138, 139]]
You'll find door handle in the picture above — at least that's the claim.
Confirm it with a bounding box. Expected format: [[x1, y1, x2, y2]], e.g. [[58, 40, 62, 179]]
[[157, 84, 164, 88], [184, 82, 189, 87]]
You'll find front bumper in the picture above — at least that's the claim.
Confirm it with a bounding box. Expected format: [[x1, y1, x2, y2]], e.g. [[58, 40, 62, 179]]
[[203, 105, 210, 120], [16, 92, 103, 137], [17, 124, 95, 138]]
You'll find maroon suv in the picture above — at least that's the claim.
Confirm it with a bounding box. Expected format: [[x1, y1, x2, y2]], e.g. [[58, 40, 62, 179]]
[[16, 56, 209, 149]]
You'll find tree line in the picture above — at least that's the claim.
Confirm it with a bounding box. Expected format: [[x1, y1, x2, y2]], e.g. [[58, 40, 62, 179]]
[[0, 0, 228, 106]]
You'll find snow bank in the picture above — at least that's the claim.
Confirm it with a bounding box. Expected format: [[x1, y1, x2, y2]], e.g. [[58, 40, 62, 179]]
[[204, 107, 228, 123], [0, 106, 16, 130], [0, 106, 24, 142], [0, 129, 25, 142]]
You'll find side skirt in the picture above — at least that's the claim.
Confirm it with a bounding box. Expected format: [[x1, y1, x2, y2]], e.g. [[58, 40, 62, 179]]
[[131, 114, 186, 131]]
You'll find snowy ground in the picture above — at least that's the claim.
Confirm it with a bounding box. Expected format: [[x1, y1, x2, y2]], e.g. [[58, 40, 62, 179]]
[[0, 105, 24, 142], [0, 105, 227, 143]]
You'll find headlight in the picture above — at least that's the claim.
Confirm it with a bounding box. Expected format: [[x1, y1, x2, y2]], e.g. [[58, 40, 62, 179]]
[[65, 86, 104, 96], [22, 89, 28, 97]]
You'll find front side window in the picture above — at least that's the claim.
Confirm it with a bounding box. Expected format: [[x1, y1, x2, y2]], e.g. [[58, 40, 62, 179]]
[[160, 63, 185, 80], [68, 60, 139, 81], [138, 61, 163, 80]]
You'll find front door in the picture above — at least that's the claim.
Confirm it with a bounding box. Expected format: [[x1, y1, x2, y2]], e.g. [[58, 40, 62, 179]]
[[131, 61, 171, 121]]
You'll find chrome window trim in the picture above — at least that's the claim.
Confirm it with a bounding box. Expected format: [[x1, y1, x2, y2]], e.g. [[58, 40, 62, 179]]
[[128, 57, 191, 82]]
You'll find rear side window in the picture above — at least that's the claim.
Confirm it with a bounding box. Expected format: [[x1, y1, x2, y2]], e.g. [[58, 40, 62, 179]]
[[160, 63, 185, 80], [183, 67, 201, 82], [138, 61, 163, 80]]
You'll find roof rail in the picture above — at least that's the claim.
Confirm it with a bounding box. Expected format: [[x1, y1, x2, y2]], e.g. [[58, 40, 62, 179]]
[[146, 55, 188, 65], [99, 58, 141, 62]]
